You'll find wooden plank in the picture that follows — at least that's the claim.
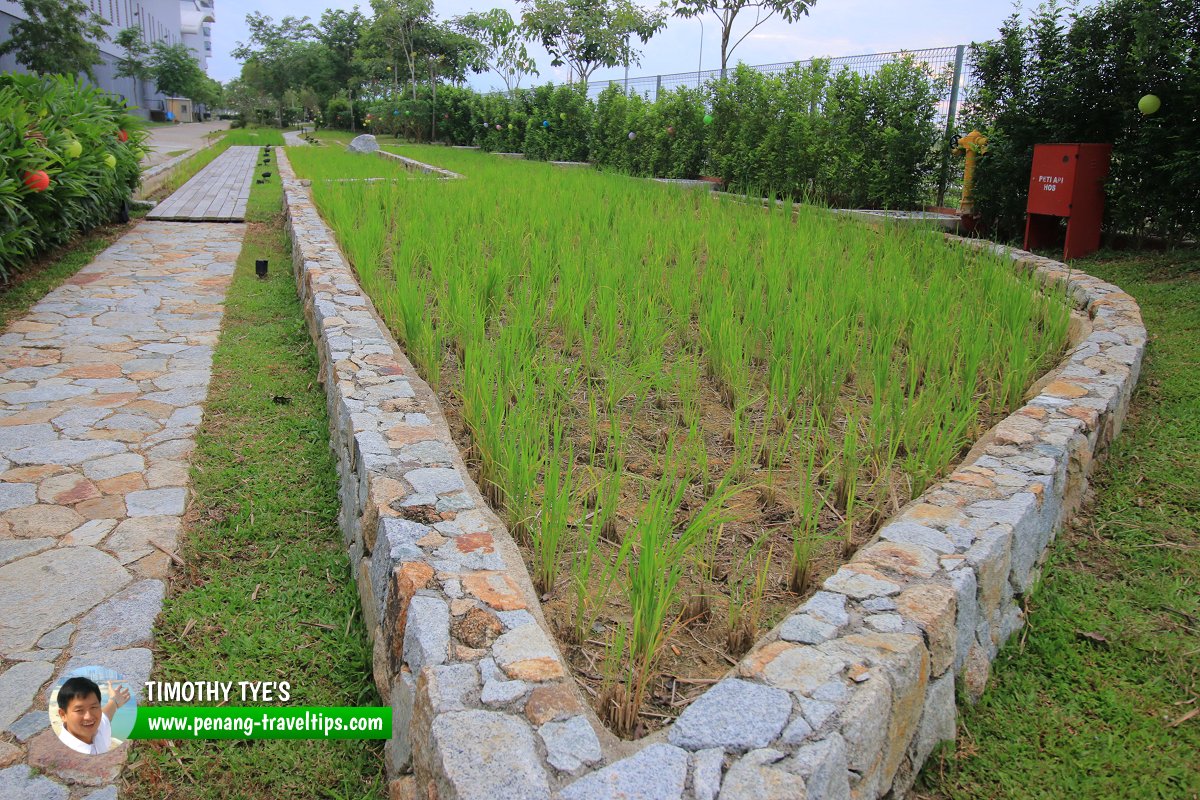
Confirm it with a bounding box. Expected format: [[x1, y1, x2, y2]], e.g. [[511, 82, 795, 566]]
[[147, 146, 260, 222]]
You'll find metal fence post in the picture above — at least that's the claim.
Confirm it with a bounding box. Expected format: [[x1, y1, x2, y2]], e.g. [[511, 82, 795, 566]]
[[937, 44, 967, 209], [656, 74, 662, 102]]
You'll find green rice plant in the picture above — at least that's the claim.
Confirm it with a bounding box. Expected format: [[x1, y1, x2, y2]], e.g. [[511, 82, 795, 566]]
[[605, 466, 731, 736], [726, 537, 774, 656], [570, 489, 632, 645], [835, 410, 862, 556], [790, 410, 828, 593], [532, 423, 572, 594], [293, 145, 1073, 732]]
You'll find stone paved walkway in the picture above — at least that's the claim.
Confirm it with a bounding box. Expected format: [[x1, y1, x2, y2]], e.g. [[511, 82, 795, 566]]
[[145, 146, 258, 222], [0, 221, 243, 796], [282, 130, 309, 147]]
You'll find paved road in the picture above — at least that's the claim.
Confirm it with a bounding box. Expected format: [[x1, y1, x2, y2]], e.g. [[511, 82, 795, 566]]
[[139, 121, 230, 169]]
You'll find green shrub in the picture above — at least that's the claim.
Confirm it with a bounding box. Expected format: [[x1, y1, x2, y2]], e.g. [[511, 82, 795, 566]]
[[378, 61, 944, 206], [0, 73, 145, 280], [522, 84, 591, 162], [966, 0, 1199, 244]]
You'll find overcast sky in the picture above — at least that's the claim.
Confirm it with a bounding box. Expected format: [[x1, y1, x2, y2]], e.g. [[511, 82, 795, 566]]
[[208, 0, 1102, 90]]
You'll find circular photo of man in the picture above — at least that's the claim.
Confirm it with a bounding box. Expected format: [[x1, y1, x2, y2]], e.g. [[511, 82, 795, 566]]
[[47, 666, 137, 755]]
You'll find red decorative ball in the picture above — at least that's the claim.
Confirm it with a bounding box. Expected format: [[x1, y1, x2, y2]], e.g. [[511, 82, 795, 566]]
[[117, 129, 129, 143], [23, 170, 50, 192], [667, 126, 676, 136]]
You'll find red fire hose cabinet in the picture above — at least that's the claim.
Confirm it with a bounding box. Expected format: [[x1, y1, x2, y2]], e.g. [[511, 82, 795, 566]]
[[1024, 143, 1112, 260]]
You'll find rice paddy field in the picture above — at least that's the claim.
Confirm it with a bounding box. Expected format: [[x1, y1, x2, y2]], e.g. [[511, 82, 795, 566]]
[[288, 144, 1072, 738]]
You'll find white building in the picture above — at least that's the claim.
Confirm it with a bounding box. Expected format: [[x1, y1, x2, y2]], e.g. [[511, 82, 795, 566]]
[[0, 0, 216, 119]]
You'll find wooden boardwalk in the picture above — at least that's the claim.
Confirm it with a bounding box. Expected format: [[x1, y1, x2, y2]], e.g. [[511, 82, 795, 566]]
[[146, 145, 259, 221]]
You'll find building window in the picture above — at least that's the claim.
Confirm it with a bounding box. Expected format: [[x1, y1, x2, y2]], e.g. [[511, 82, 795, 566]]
[[204, 41, 212, 51]]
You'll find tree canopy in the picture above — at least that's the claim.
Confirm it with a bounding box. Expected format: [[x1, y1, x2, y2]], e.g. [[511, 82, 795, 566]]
[[454, 9, 538, 92], [520, 0, 666, 83], [670, 0, 817, 71], [0, 0, 109, 81]]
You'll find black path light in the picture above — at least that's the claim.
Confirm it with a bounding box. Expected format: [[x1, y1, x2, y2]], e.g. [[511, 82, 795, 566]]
[[256, 259, 268, 278]]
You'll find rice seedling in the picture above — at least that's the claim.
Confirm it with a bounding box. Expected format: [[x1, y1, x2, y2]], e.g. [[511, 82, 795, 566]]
[[533, 423, 573, 594], [290, 144, 1072, 736]]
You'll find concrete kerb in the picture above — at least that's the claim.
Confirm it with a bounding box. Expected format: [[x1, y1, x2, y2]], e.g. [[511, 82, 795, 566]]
[[276, 147, 1144, 799]]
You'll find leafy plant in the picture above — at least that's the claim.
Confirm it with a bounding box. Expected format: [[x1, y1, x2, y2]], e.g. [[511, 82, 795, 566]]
[[0, 73, 145, 280]]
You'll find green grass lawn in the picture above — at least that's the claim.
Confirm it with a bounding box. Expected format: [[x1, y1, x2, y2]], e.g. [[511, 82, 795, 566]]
[[917, 247, 1200, 799], [123, 150, 384, 800]]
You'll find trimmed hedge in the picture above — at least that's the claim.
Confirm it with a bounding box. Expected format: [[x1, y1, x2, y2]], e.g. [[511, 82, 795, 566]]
[[360, 55, 947, 209], [0, 73, 145, 279]]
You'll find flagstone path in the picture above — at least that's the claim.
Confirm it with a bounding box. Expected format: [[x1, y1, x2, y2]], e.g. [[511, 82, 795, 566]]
[[0, 219, 245, 795]]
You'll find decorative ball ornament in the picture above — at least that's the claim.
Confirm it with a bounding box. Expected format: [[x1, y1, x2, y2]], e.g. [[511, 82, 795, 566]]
[[542, 119, 550, 128], [496, 124, 502, 131], [667, 126, 675, 136], [508, 123, 513, 130], [1138, 94, 1161, 115], [117, 129, 128, 143], [22, 170, 50, 192], [703, 114, 714, 125], [65, 139, 82, 159], [104, 154, 117, 169], [628, 131, 636, 140], [559, 112, 567, 120], [405, 110, 412, 116], [394, 110, 399, 115], [443, 113, 449, 120]]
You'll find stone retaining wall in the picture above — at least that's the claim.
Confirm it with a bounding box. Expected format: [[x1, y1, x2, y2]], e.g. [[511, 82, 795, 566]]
[[377, 150, 464, 180], [276, 148, 1144, 799]]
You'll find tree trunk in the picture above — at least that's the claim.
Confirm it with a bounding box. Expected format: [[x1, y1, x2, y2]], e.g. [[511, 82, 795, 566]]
[[720, 23, 731, 73], [430, 62, 437, 143]]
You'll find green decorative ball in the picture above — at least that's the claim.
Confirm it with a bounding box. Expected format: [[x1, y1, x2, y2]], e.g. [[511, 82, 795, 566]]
[[560, 112, 567, 120], [703, 114, 714, 125], [104, 153, 117, 169], [65, 139, 82, 159], [1138, 94, 1161, 115]]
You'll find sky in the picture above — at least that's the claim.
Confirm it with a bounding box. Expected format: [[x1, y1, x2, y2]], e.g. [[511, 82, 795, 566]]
[[207, 0, 1103, 91]]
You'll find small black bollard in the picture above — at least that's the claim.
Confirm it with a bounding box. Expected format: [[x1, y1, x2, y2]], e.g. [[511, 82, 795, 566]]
[[262, 172, 272, 178], [255, 259, 268, 278]]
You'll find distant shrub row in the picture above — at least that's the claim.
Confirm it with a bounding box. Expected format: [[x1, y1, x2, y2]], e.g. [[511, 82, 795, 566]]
[[358, 57, 947, 211], [0, 73, 145, 279]]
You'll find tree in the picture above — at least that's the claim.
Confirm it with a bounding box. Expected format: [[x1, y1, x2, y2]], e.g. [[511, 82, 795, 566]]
[[453, 9, 538, 92], [114, 27, 152, 110], [520, 0, 665, 84], [149, 42, 206, 100], [313, 8, 367, 129], [364, 0, 436, 99], [0, 0, 108, 81], [670, 0, 817, 73], [232, 13, 321, 126]]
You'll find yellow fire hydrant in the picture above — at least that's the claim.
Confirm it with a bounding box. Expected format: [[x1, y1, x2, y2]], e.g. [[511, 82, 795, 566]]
[[955, 130, 988, 216]]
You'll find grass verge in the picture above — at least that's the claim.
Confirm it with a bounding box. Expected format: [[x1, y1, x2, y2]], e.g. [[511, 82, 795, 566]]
[[917, 247, 1200, 799], [0, 210, 146, 330], [123, 149, 384, 800]]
